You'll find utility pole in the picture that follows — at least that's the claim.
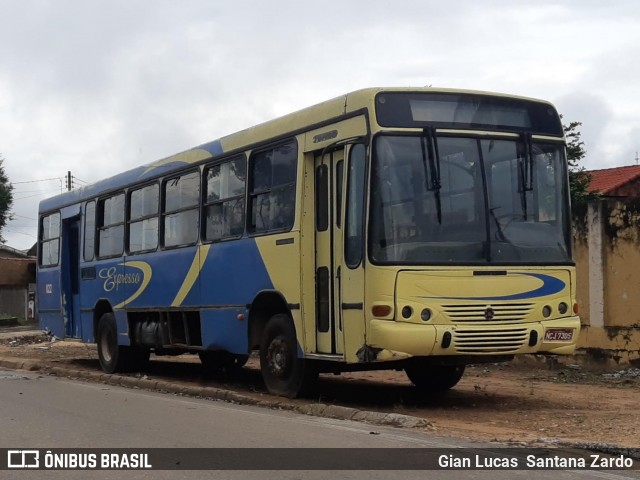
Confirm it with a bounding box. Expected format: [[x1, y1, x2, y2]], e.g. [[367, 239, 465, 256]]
[[66, 171, 72, 191]]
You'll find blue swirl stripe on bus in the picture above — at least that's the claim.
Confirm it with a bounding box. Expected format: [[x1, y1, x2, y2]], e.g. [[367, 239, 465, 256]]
[[198, 139, 223, 156], [119, 238, 274, 309], [418, 273, 566, 301]]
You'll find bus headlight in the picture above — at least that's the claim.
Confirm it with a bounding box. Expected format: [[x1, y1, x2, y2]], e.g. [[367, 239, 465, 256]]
[[420, 308, 432, 322]]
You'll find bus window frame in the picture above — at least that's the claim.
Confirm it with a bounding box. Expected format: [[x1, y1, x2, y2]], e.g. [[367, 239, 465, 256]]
[[161, 169, 201, 250], [127, 181, 160, 255], [247, 138, 299, 237], [39, 211, 62, 268], [83, 200, 96, 262], [96, 192, 126, 259], [344, 143, 368, 269], [202, 154, 247, 244]]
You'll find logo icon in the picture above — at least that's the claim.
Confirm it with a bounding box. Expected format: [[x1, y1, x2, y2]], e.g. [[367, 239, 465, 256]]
[[484, 307, 495, 320], [8, 450, 40, 468]]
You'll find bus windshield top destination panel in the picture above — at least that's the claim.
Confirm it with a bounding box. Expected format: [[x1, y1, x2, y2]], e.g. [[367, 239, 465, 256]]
[[375, 92, 563, 136]]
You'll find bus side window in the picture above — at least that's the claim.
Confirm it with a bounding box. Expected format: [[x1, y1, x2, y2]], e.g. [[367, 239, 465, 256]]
[[204, 156, 246, 241], [163, 171, 200, 247], [83, 201, 95, 261], [39, 212, 61, 267], [248, 141, 297, 233], [97, 193, 125, 258], [345, 144, 366, 267], [129, 183, 159, 253]]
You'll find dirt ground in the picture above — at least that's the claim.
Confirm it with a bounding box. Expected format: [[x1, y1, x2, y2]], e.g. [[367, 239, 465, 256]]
[[1, 334, 639, 449]]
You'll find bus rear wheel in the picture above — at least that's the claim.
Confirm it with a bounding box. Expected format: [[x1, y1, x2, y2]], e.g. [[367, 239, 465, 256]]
[[96, 313, 149, 373], [404, 362, 465, 393], [259, 314, 316, 398]]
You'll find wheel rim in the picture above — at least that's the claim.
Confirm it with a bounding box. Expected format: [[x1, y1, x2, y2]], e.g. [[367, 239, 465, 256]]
[[266, 336, 290, 378]]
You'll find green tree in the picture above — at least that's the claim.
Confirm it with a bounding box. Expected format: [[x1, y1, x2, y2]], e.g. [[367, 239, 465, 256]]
[[0, 155, 14, 243], [563, 118, 599, 205]]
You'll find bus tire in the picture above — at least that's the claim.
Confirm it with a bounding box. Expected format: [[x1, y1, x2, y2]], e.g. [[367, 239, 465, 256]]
[[404, 363, 465, 392], [259, 314, 316, 398], [97, 313, 149, 373], [96, 313, 123, 374]]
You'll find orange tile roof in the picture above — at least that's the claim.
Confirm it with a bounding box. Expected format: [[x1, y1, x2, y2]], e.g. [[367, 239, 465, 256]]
[[586, 165, 640, 194]]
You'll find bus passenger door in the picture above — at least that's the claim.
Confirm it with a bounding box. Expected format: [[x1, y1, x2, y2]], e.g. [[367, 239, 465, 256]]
[[61, 216, 82, 339], [339, 144, 367, 363], [314, 149, 345, 355]]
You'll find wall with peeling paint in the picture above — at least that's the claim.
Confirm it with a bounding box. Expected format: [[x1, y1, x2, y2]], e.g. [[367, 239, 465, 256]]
[[573, 199, 640, 366]]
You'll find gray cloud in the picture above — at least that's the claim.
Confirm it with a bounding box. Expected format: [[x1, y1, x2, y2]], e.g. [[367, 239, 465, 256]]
[[554, 92, 612, 168]]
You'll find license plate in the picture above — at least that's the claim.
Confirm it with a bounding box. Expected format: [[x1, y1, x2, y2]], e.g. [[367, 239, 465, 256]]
[[544, 328, 574, 342]]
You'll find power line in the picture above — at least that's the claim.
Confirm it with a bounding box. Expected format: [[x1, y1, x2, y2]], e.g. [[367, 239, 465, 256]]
[[14, 190, 62, 200], [73, 176, 89, 185], [12, 213, 37, 221], [12, 177, 63, 185], [12, 188, 53, 194], [4, 229, 36, 238], [12, 172, 90, 193]]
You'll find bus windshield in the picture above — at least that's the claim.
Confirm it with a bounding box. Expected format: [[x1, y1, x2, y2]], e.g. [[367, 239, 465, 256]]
[[369, 134, 571, 264]]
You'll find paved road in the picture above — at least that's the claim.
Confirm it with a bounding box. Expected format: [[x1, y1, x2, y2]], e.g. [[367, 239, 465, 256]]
[[1, 368, 638, 480]]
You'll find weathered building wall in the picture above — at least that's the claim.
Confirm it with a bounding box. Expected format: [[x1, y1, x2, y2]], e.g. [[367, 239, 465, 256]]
[[0, 258, 35, 287], [0, 288, 27, 320], [572, 210, 590, 327], [574, 199, 640, 365], [0, 257, 36, 322]]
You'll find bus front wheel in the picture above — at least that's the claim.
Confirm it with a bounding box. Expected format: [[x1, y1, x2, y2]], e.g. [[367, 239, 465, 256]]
[[96, 313, 149, 373], [404, 363, 465, 392], [259, 314, 316, 398]]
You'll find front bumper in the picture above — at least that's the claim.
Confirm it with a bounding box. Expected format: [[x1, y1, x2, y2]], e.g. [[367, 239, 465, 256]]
[[368, 316, 581, 359]]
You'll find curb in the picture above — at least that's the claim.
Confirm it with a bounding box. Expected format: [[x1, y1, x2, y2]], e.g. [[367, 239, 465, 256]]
[[0, 355, 432, 431], [0, 355, 637, 458], [0, 331, 45, 341]]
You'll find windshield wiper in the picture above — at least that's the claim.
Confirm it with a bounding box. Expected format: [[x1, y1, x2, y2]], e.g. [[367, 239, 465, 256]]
[[422, 127, 442, 224], [519, 132, 534, 221], [489, 207, 511, 244]]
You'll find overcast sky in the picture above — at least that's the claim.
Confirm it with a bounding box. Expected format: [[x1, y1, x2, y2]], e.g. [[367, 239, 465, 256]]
[[1, 0, 639, 249]]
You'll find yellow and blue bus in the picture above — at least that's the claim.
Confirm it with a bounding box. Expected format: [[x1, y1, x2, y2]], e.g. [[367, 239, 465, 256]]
[[37, 87, 580, 397]]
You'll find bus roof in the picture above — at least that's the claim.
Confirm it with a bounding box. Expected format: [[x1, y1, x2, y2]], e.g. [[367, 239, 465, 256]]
[[38, 87, 556, 214]]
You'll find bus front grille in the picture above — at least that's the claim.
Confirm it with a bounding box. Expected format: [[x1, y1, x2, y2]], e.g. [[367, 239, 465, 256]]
[[452, 327, 528, 353], [443, 303, 534, 323]]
